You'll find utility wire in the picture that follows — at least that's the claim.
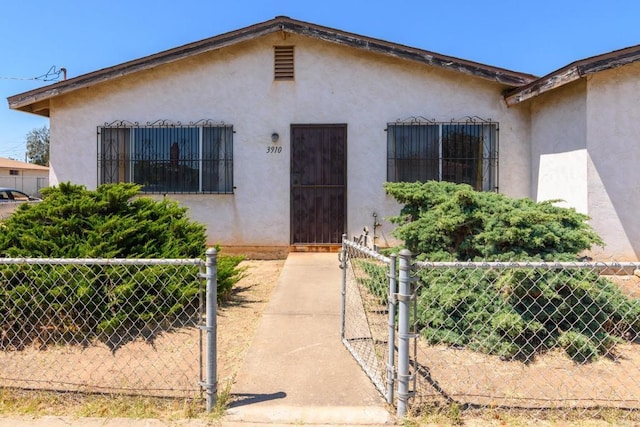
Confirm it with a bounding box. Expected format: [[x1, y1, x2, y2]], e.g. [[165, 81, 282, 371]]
[[0, 65, 65, 82]]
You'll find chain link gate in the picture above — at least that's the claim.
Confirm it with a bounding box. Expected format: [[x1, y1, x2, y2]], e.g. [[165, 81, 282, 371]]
[[0, 253, 218, 403], [341, 236, 640, 421], [340, 237, 396, 403]]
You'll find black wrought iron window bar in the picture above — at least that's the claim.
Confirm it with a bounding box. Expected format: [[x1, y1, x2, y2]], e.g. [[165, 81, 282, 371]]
[[97, 119, 234, 194], [386, 116, 499, 192]]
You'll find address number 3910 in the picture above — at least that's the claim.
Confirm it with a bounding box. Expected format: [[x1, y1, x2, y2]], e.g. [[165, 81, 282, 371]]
[[266, 146, 283, 154]]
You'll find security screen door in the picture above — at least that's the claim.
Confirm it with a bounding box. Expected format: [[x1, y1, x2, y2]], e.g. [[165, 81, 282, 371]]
[[290, 124, 346, 244]]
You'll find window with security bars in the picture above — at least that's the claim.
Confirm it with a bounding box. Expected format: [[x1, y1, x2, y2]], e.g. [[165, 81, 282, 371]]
[[387, 119, 498, 191], [98, 121, 233, 194]]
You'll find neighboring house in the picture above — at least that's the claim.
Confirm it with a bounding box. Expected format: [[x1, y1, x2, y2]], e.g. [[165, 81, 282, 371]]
[[0, 157, 48, 196], [5, 16, 639, 260]]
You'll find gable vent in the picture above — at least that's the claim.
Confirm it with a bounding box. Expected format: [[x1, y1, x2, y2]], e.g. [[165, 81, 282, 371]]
[[274, 46, 294, 80]]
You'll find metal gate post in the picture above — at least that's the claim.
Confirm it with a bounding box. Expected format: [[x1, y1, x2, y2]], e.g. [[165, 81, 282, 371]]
[[340, 234, 348, 339], [386, 253, 397, 405], [205, 248, 218, 412], [396, 249, 412, 418]]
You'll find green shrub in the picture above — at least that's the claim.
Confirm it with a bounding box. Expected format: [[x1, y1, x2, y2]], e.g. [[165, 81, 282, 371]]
[[415, 266, 640, 362], [216, 252, 247, 303], [384, 181, 639, 363], [384, 181, 602, 261], [0, 183, 245, 349], [353, 259, 389, 305], [0, 182, 206, 258], [558, 331, 600, 363]]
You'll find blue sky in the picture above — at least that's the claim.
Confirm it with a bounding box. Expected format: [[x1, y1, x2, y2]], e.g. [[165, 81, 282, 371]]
[[1, 0, 639, 160]]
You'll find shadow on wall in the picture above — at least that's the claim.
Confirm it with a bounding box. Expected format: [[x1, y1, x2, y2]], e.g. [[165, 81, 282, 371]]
[[588, 153, 640, 261]]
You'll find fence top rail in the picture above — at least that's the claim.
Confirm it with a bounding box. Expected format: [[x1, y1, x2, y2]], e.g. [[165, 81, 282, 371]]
[[0, 257, 205, 266], [343, 238, 392, 264], [414, 260, 640, 269]]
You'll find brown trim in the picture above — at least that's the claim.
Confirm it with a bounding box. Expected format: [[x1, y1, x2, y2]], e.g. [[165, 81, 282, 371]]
[[290, 244, 342, 253], [505, 44, 640, 106], [8, 16, 536, 116], [280, 19, 535, 86]]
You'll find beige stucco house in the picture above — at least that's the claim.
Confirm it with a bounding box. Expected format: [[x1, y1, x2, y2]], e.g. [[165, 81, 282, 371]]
[[6, 17, 640, 260], [0, 157, 48, 196]]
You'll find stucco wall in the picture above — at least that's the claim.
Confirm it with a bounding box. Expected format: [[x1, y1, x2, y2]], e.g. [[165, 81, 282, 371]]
[[49, 33, 530, 250], [585, 62, 640, 260], [528, 63, 640, 260], [530, 80, 588, 213]]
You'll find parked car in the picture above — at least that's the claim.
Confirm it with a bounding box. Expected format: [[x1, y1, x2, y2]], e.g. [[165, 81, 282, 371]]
[[0, 188, 41, 202]]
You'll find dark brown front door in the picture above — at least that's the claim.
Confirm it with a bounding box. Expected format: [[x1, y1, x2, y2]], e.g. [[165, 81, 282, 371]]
[[291, 124, 346, 244]]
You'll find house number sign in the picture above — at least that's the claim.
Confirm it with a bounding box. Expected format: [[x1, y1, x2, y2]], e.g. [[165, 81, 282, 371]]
[[266, 146, 283, 154]]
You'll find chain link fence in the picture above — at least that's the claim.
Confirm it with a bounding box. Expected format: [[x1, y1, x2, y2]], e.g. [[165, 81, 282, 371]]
[[341, 237, 640, 421], [0, 256, 211, 399], [340, 238, 394, 402], [411, 259, 640, 419], [0, 176, 48, 197]]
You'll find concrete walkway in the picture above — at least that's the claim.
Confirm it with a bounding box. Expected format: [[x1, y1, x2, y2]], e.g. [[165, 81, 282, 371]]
[[0, 253, 393, 427], [222, 252, 393, 425]]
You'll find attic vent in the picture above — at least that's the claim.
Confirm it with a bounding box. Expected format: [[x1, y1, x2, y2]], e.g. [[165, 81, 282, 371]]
[[274, 46, 294, 80]]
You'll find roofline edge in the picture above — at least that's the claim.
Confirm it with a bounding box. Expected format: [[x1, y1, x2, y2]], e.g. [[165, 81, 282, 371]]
[[7, 16, 537, 114]]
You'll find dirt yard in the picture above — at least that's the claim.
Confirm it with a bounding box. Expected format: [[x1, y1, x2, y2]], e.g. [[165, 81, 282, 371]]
[[3, 259, 640, 415], [412, 274, 640, 411], [216, 259, 284, 385], [0, 259, 285, 396]]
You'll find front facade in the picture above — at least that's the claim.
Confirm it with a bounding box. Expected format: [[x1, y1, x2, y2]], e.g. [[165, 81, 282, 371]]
[[8, 17, 640, 260]]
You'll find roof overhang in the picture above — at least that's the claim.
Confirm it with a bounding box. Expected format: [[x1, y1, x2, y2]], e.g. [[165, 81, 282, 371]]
[[0, 157, 49, 170], [505, 44, 640, 106], [8, 16, 537, 117]]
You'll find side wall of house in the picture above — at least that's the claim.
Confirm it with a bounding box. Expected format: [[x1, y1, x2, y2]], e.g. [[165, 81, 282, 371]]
[[530, 80, 588, 214], [585, 62, 640, 260], [529, 62, 640, 261], [49, 33, 530, 252]]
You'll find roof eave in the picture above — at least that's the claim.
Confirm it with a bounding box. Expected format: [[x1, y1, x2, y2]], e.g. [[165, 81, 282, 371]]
[[505, 45, 640, 106], [8, 16, 537, 115], [281, 19, 536, 87], [504, 66, 582, 106], [7, 18, 286, 115]]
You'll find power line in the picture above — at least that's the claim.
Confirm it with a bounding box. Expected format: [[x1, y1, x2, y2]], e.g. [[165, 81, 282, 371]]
[[0, 65, 66, 82], [0, 143, 25, 150]]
